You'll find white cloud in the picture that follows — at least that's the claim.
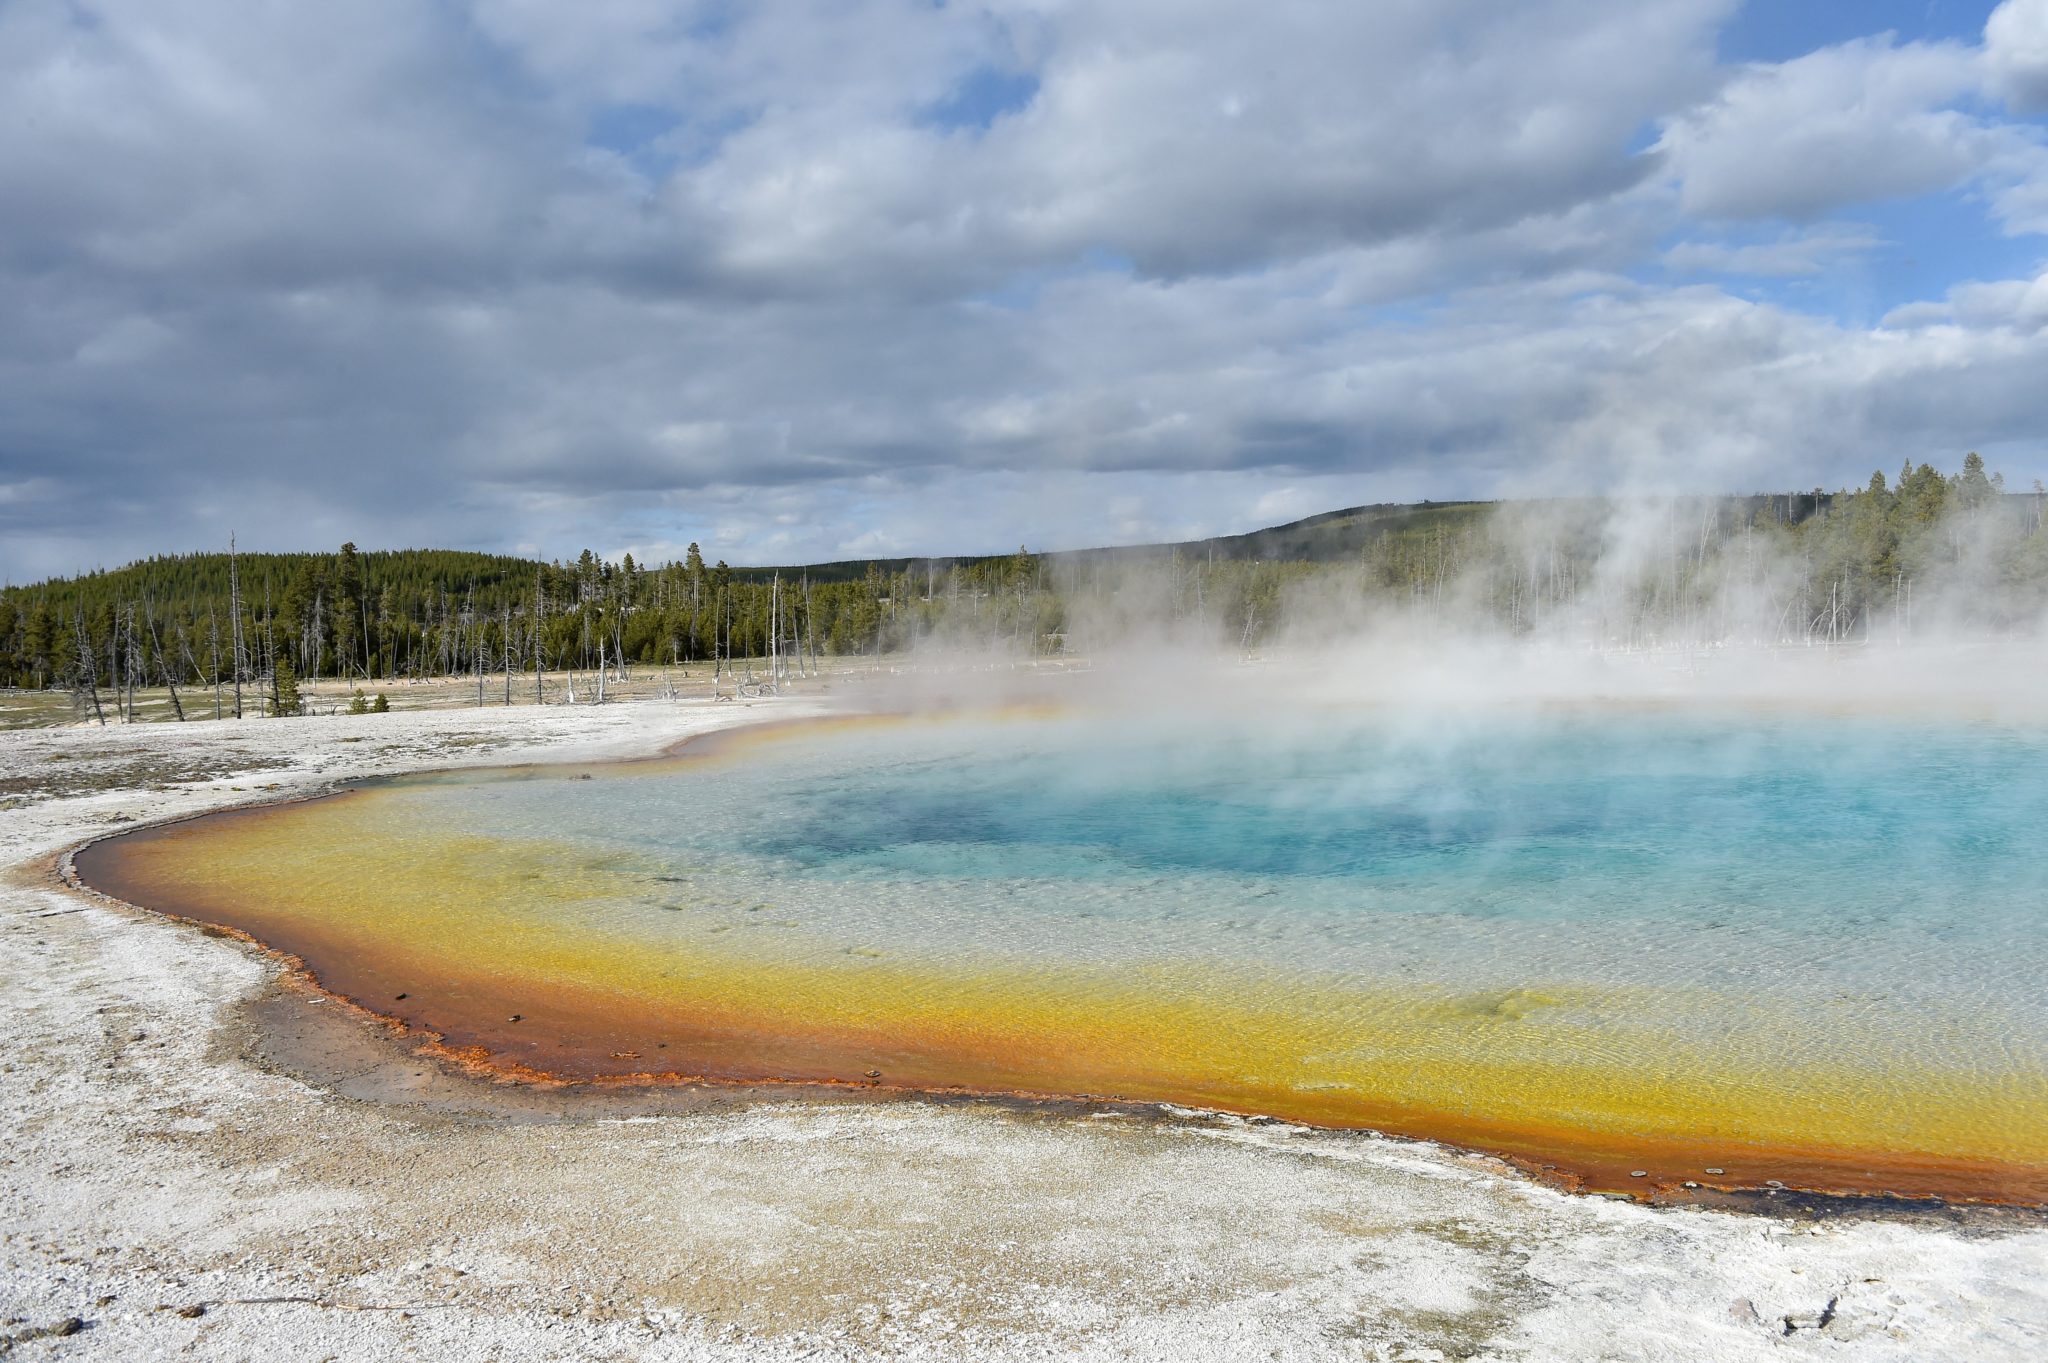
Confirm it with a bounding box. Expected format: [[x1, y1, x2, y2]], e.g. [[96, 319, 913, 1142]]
[[1986, 0, 2048, 112], [1660, 36, 2007, 220], [1662, 224, 1887, 276], [1995, 165, 2048, 235], [8, 1, 2048, 582], [1883, 269, 2048, 334], [481, 0, 1734, 284]]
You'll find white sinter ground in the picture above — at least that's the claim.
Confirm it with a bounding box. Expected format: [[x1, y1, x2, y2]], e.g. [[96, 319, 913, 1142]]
[[2, 693, 2045, 1361]]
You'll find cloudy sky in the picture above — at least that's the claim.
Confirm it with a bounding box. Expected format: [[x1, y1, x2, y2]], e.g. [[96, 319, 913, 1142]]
[[4, 0, 2048, 580]]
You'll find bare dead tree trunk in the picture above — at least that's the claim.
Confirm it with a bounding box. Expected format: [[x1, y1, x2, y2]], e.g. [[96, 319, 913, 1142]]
[[106, 610, 119, 719], [145, 599, 185, 721], [207, 609, 223, 719], [123, 608, 135, 716], [229, 535, 244, 719], [310, 588, 324, 682], [264, 577, 277, 713], [126, 603, 141, 721], [803, 571, 816, 677], [177, 625, 204, 721], [72, 610, 105, 726]]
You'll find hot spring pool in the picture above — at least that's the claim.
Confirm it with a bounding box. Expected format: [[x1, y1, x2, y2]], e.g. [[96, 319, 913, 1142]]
[[78, 705, 2048, 1200]]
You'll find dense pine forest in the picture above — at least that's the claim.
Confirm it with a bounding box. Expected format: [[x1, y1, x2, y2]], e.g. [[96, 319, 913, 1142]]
[[4, 457, 2047, 710]]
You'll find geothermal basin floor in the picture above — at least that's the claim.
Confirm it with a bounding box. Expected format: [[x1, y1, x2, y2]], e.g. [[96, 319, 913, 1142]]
[[3, 695, 2047, 1361]]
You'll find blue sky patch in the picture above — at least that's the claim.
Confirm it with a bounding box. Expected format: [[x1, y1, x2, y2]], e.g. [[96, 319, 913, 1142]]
[[922, 63, 1040, 132]]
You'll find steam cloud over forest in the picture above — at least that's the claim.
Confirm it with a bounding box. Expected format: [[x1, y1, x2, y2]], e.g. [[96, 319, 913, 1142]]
[[5, 457, 2045, 707]]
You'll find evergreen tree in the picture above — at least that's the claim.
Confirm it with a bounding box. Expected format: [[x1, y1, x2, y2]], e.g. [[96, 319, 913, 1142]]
[[271, 653, 302, 716], [1850, 469, 1899, 583], [24, 602, 55, 688], [1957, 452, 1996, 511], [334, 541, 362, 679]]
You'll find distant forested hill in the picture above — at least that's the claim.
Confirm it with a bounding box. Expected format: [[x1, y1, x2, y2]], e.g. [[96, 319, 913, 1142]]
[[3, 462, 2044, 699], [725, 498, 1508, 584]]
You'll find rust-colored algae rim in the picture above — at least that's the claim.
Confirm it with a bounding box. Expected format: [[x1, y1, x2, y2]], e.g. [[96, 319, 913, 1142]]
[[48, 707, 2048, 1214]]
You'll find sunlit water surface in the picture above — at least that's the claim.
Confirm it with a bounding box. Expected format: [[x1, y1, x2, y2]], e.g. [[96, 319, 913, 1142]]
[[92, 706, 2048, 1197]]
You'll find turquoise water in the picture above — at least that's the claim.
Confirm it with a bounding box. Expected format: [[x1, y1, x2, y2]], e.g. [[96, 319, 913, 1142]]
[[403, 706, 2048, 1021], [743, 712, 2039, 937]]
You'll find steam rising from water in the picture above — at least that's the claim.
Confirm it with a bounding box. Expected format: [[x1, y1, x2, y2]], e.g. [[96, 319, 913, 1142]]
[[866, 479, 2048, 724]]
